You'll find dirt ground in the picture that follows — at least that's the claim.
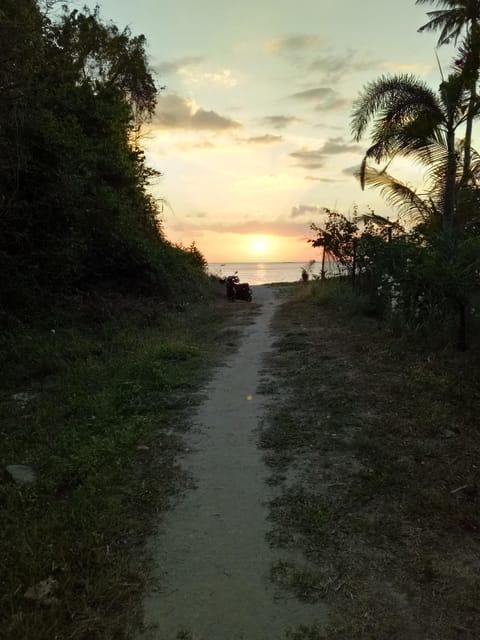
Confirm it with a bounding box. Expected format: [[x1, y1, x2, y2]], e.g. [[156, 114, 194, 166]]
[[260, 283, 480, 639], [138, 281, 480, 639], [139, 285, 327, 640]]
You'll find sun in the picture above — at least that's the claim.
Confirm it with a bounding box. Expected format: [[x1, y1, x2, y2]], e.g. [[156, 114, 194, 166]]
[[253, 238, 267, 254], [250, 236, 270, 256], [243, 234, 277, 260]]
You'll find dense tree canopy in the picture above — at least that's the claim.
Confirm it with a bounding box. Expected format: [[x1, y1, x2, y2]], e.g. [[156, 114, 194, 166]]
[[0, 1, 205, 310]]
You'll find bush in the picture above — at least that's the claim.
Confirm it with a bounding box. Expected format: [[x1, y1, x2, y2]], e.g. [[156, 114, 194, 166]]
[[304, 278, 375, 316]]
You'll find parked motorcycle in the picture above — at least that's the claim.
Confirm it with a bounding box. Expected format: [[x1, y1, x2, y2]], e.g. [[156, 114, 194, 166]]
[[225, 273, 252, 302]]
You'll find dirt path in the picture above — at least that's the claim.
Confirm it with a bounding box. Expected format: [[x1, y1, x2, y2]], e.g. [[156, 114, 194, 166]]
[[140, 285, 325, 640]]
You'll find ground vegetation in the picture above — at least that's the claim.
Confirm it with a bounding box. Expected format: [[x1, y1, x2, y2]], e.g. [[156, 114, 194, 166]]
[[261, 280, 480, 639]]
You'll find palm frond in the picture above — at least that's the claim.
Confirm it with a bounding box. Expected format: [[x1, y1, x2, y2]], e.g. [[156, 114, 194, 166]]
[[358, 154, 368, 190], [362, 114, 447, 171], [351, 44, 477, 229], [468, 146, 480, 182], [416, 1, 480, 44], [351, 74, 441, 142], [418, 9, 465, 43], [418, 139, 451, 180], [357, 165, 440, 224], [415, 0, 465, 7], [358, 211, 404, 231]]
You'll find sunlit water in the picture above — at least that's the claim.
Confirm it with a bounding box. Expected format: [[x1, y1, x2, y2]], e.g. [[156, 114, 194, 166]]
[[208, 261, 340, 286]]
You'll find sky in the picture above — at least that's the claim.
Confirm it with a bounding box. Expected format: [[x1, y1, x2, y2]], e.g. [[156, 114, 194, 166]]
[[82, 0, 458, 263]]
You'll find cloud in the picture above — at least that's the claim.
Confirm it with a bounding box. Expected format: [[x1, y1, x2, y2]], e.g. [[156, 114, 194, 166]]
[[291, 204, 326, 218], [289, 87, 348, 110], [245, 134, 283, 144], [153, 94, 242, 130], [266, 34, 324, 54], [321, 137, 361, 154], [179, 67, 238, 87], [173, 218, 311, 238], [186, 211, 208, 219], [155, 57, 238, 87], [267, 36, 377, 83], [342, 165, 361, 176], [314, 98, 349, 111], [176, 140, 216, 151], [259, 115, 303, 130], [289, 148, 325, 169], [290, 138, 360, 169], [380, 62, 433, 75], [305, 175, 340, 183], [309, 51, 377, 81], [290, 87, 332, 101], [155, 56, 204, 76]]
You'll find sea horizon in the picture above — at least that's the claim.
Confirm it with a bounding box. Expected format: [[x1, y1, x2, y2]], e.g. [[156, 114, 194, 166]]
[[208, 260, 340, 286], [208, 260, 311, 263]]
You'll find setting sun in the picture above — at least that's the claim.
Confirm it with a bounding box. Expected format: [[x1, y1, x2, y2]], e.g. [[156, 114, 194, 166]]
[[253, 238, 267, 254], [243, 234, 280, 260]]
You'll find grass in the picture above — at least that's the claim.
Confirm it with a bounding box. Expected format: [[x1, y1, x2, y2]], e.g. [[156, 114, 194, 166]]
[[0, 284, 257, 639], [260, 279, 480, 639]]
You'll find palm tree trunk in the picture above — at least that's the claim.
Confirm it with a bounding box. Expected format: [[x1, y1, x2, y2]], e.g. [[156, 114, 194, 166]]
[[461, 77, 477, 185], [458, 299, 467, 351], [461, 22, 480, 185], [444, 122, 457, 234]]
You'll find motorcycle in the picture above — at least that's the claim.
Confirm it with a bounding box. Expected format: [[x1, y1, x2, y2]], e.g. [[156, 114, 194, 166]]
[[224, 273, 252, 302]]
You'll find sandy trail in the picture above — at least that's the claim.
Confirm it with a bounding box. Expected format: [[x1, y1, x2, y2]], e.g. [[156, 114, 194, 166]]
[[140, 285, 324, 640]]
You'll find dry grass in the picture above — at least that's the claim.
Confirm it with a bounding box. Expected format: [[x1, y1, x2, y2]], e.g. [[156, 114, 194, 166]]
[[261, 281, 480, 639]]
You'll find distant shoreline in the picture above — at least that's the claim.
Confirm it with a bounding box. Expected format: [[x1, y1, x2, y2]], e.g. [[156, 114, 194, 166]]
[[207, 261, 340, 285], [208, 261, 314, 265]]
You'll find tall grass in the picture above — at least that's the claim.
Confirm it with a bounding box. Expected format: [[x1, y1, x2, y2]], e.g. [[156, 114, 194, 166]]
[[293, 278, 375, 317]]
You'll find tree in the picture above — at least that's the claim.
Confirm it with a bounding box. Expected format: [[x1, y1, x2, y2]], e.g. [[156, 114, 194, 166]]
[[351, 72, 472, 234], [356, 166, 443, 231], [0, 1, 217, 314], [351, 70, 480, 348], [416, 0, 480, 184], [309, 209, 359, 276], [52, 7, 156, 121]]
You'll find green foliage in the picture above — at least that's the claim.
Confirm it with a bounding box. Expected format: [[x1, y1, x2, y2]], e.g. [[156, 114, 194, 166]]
[[0, 291, 231, 639], [351, 71, 472, 233], [344, 13, 480, 347], [306, 279, 374, 317], [309, 209, 358, 272], [308, 202, 480, 347], [183, 241, 209, 270], [0, 1, 206, 311]]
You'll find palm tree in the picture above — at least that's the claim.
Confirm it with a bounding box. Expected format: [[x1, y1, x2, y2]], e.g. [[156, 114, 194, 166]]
[[351, 72, 480, 349], [417, 0, 480, 44], [309, 218, 334, 280], [416, 0, 480, 183], [358, 166, 442, 227], [351, 72, 470, 233]]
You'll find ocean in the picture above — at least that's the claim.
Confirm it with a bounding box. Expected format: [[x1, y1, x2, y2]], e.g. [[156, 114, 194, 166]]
[[207, 262, 340, 286]]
